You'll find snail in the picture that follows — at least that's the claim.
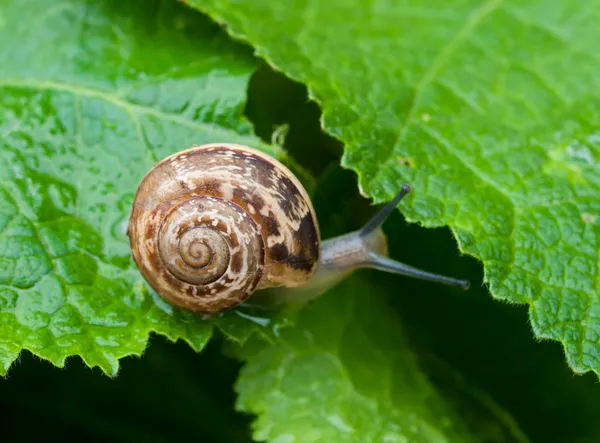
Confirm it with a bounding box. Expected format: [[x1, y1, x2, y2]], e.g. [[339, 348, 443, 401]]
[[128, 143, 469, 316]]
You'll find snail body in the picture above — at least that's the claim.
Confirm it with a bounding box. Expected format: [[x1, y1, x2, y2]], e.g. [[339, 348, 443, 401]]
[[129, 143, 468, 315]]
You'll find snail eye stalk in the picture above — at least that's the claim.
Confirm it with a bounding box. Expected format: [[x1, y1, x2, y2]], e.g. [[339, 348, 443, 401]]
[[359, 184, 412, 237], [359, 185, 470, 291]]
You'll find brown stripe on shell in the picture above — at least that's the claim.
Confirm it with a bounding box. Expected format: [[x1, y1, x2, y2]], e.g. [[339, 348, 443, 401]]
[[262, 213, 281, 237], [249, 193, 265, 212]]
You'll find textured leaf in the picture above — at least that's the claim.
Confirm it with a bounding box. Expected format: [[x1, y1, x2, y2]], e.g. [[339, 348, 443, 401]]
[[0, 0, 279, 375], [191, 0, 600, 376], [234, 275, 529, 443]]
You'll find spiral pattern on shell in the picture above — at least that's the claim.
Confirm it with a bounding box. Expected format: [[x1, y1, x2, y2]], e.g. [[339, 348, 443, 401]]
[[128, 143, 320, 315]]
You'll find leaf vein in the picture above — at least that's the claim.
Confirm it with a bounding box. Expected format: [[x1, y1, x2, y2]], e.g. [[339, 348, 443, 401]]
[[0, 79, 238, 139], [372, 0, 503, 186]]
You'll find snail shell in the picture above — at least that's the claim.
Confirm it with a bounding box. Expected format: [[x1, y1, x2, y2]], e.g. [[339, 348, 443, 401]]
[[128, 143, 320, 315]]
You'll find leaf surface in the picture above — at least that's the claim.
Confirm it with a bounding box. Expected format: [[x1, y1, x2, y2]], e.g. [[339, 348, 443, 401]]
[[234, 275, 529, 443], [0, 0, 275, 375], [191, 0, 600, 376]]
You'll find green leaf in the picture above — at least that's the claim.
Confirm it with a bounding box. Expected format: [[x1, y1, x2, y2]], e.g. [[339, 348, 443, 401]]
[[190, 0, 600, 376], [0, 0, 279, 375], [234, 275, 529, 443]]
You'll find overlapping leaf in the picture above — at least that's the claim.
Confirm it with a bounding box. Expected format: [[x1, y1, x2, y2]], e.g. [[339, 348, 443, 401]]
[[0, 0, 277, 375], [192, 0, 600, 376], [234, 275, 529, 443]]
